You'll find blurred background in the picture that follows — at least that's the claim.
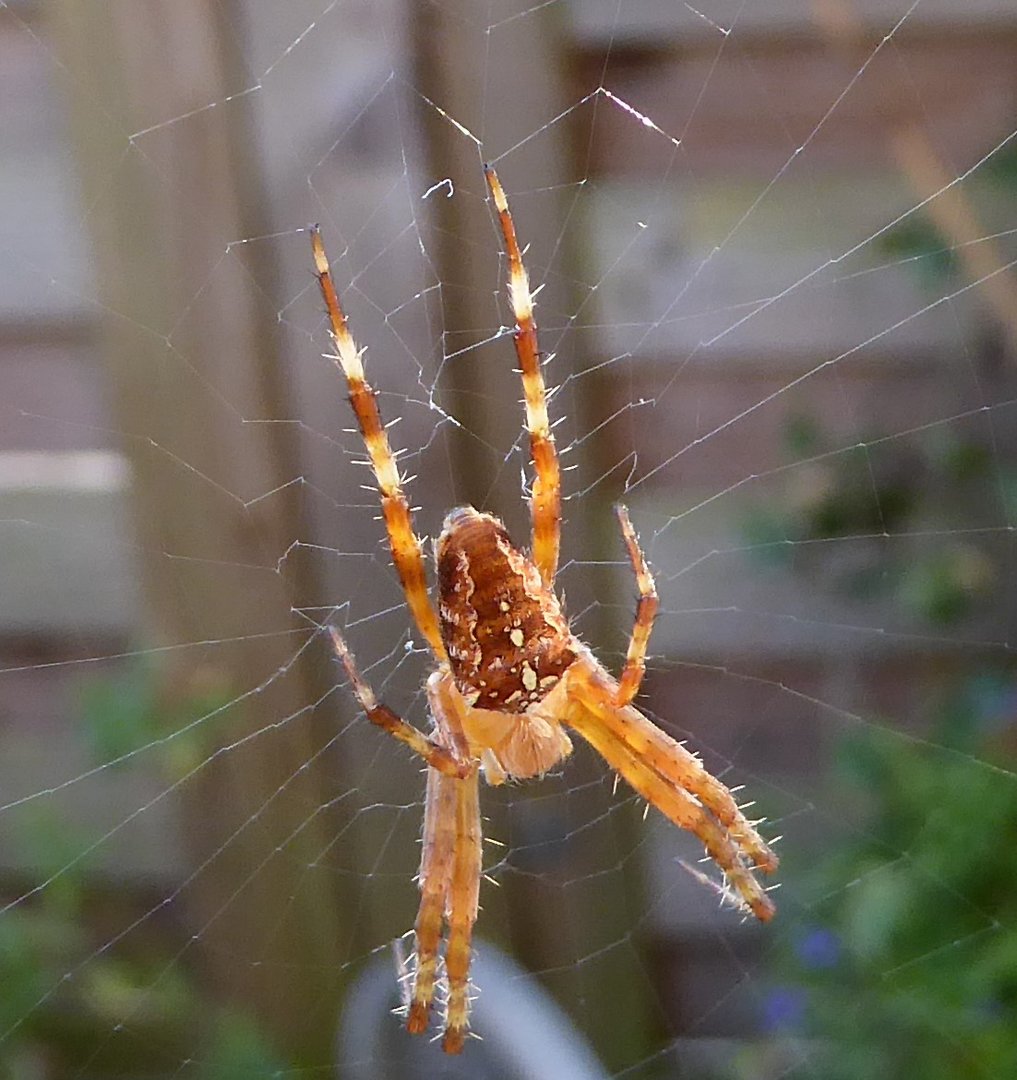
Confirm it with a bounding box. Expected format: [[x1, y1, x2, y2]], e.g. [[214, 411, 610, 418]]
[[1, 1, 1016, 1077]]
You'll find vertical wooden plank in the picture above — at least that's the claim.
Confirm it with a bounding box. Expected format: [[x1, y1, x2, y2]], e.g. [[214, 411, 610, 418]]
[[47, 2, 351, 1065]]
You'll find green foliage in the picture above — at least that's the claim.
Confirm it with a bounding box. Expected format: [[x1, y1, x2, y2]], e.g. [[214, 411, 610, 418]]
[[191, 1012, 290, 1080], [78, 659, 230, 780], [876, 217, 956, 290], [747, 675, 1017, 1079], [973, 140, 1017, 194], [743, 418, 1003, 624], [739, 376, 1017, 1076], [876, 145, 1017, 294], [0, 663, 292, 1078], [752, 150, 1017, 628], [0, 806, 191, 1077]]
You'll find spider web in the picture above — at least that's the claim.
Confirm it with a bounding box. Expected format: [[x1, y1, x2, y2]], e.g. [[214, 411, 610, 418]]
[[1, 0, 1015, 1076]]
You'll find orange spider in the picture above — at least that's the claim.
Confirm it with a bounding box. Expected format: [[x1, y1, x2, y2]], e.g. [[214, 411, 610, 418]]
[[311, 166, 777, 1055]]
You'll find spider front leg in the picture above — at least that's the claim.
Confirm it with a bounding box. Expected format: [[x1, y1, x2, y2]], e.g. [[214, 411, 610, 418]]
[[568, 703, 775, 920], [409, 764, 456, 1036], [408, 675, 482, 1052], [407, 761, 482, 1054], [442, 766, 481, 1053], [571, 660, 779, 877], [614, 504, 659, 707], [485, 166, 561, 588]]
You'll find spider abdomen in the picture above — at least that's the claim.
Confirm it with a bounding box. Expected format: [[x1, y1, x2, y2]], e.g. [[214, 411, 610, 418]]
[[436, 506, 576, 713]]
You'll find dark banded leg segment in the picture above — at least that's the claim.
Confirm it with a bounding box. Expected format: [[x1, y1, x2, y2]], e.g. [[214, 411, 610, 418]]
[[328, 627, 468, 779], [613, 504, 659, 707]]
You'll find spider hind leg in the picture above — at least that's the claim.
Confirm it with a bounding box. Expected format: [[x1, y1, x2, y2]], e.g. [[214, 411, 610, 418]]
[[311, 227, 447, 662], [484, 166, 561, 588]]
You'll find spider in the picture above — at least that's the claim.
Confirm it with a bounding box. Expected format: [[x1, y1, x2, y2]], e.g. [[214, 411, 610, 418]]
[[311, 165, 778, 1054]]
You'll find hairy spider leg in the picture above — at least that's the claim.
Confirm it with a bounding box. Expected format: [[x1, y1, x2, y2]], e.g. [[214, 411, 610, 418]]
[[311, 228, 447, 662], [442, 766, 482, 1054], [424, 669, 486, 1049], [409, 764, 457, 1035], [329, 630, 483, 1044], [613, 504, 659, 707], [484, 165, 561, 588], [327, 627, 469, 779], [571, 660, 779, 876], [566, 701, 775, 921]]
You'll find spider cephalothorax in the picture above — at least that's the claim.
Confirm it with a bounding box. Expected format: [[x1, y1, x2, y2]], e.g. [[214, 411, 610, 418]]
[[313, 164, 778, 1054]]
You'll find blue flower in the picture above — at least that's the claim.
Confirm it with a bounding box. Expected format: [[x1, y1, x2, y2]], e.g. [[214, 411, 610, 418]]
[[762, 986, 807, 1032], [796, 927, 841, 970]]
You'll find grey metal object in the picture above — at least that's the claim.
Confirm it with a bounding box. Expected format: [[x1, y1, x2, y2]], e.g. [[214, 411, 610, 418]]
[[336, 939, 610, 1080]]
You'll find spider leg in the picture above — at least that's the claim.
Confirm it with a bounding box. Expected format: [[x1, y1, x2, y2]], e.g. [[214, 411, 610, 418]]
[[570, 659, 779, 875], [567, 702, 774, 920], [485, 166, 561, 588], [409, 763, 456, 1035], [311, 228, 447, 662], [442, 766, 481, 1054], [328, 627, 468, 779], [614, 504, 659, 707], [425, 669, 483, 1051]]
